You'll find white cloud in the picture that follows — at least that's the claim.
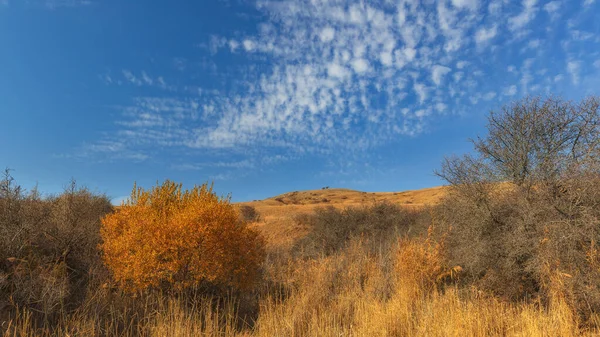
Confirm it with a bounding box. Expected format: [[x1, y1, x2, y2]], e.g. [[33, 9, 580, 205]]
[[402, 47, 417, 62], [584, 0, 595, 6], [44, 0, 91, 9], [431, 65, 451, 86], [380, 51, 393, 67], [122, 70, 142, 86], [172, 160, 255, 171], [453, 72, 464, 82], [554, 74, 564, 82], [76, 140, 149, 162], [570, 30, 595, 41], [519, 58, 535, 92], [89, 0, 600, 163], [456, 61, 468, 69], [451, 0, 479, 11], [594, 60, 600, 69], [544, 0, 560, 12], [320, 27, 335, 42], [483, 91, 497, 100], [475, 25, 497, 46], [413, 83, 428, 104], [141, 71, 153, 85], [242, 39, 255, 52], [348, 4, 364, 24], [228, 40, 239, 52], [567, 59, 581, 84], [327, 63, 349, 79], [415, 109, 430, 118], [508, 0, 538, 33], [99, 74, 113, 84], [543, 1, 561, 19], [488, 0, 502, 15], [436, 1, 469, 53], [503, 85, 517, 96], [351, 58, 370, 73], [118, 70, 172, 90], [527, 39, 541, 49]]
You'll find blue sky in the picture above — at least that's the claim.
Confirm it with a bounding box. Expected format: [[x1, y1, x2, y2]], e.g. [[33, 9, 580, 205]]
[[1, 0, 599, 203]]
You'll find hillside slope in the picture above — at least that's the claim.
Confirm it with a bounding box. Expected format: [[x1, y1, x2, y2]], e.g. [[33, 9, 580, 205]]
[[237, 186, 447, 248]]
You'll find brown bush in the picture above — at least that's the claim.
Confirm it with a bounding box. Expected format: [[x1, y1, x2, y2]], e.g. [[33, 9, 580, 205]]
[[0, 170, 113, 317], [293, 202, 425, 257], [435, 95, 600, 320], [238, 205, 261, 223], [100, 180, 265, 293]]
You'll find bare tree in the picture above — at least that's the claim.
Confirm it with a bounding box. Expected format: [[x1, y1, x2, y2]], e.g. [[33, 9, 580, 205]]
[[438, 96, 599, 195], [434, 96, 600, 319]]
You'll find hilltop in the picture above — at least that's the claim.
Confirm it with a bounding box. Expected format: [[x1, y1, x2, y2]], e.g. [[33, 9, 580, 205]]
[[236, 186, 447, 248]]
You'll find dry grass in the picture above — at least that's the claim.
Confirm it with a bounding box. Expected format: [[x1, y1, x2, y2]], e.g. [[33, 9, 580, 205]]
[[254, 232, 593, 337], [3, 298, 239, 337], [4, 234, 594, 337]]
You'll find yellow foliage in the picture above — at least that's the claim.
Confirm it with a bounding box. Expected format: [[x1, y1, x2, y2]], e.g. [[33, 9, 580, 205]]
[[100, 180, 265, 292]]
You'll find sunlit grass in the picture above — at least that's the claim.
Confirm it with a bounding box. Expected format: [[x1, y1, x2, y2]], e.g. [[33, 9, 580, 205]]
[[5, 236, 595, 337]]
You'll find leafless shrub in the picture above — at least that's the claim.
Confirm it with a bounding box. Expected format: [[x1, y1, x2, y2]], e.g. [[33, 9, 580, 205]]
[[435, 95, 600, 320], [239, 205, 261, 223], [294, 202, 424, 257], [0, 170, 113, 318]]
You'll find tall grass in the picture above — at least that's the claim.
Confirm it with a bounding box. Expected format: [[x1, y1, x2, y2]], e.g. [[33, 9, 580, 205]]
[[4, 234, 595, 336], [254, 235, 593, 337], [3, 295, 239, 337]]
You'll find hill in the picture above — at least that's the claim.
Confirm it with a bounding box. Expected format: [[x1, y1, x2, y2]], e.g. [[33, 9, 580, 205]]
[[236, 186, 447, 248]]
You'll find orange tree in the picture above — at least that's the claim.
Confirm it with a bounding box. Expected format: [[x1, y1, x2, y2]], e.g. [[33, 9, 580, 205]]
[[100, 180, 265, 292]]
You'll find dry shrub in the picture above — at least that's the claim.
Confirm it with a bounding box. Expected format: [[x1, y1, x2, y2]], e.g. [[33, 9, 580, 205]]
[[293, 202, 423, 257], [0, 170, 112, 318], [100, 180, 266, 293], [435, 95, 600, 321], [238, 205, 260, 223]]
